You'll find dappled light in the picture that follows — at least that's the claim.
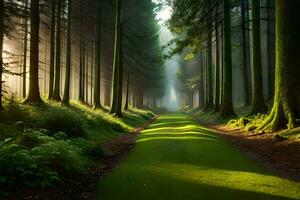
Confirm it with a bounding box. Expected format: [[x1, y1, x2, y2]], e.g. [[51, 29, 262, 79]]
[[1, 0, 300, 199], [97, 114, 300, 200]]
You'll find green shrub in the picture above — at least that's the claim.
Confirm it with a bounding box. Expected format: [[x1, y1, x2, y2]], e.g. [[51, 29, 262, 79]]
[[33, 107, 86, 138], [71, 139, 104, 159], [0, 130, 87, 189]]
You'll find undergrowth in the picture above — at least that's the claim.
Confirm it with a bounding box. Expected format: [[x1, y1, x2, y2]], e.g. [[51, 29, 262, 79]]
[[0, 98, 155, 195], [228, 114, 300, 141]]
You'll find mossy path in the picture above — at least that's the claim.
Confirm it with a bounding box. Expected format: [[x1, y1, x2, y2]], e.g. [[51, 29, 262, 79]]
[[96, 114, 300, 200]]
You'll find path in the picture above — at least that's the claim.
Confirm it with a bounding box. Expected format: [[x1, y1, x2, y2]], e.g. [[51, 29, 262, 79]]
[[96, 114, 300, 200]]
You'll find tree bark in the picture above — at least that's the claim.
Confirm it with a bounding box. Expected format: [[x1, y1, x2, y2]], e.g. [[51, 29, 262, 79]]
[[124, 73, 130, 110], [62, 0, 72, 106], [258, 0, 300, 132], [53, 0, 62, 101], [267, 0, 275, 100], [25, 0, 43, 104], [94, 0, 103, 109], [241, 0, 251, 106], [22, 0, 29, 99], [0, 0, 4, 109], [214, 6, 220, 112], [48, 0, 56, 100], [219, 0, 235, 118], [110, 0, 122, 116], [250, 0, 267, 114]]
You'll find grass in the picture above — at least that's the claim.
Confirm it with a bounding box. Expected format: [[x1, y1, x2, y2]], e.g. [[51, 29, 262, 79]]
[[96, 113, 300, 200], [0, 98, 155, 192]]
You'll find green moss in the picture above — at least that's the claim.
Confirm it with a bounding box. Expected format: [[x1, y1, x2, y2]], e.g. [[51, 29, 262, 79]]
[[97, 114, 300, 200], [227, 114, 270, 132]]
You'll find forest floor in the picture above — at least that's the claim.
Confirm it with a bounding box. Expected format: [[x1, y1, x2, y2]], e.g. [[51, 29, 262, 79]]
[[8, 116, 157, 200], [194, 111, 300, 181], [0, 100, 157, 200], [96, 113, 300, 200]]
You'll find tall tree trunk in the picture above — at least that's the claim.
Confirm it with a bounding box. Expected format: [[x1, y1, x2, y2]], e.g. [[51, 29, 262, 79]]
[[25, 0, 43, 104], [82, 42, 86, 102], [258, 0, 300, 132], [22, 0, 29, 99], [267, 0, 275, 100], [90, 42, 94, 105], [241, 0, 250, 106], [53, 0, 62, 101], [105, 80, 111, 106], [219, 0, 235, 118], [214, 6, 220, 112], [94, 0, 103, 109], [250, 0, 267, 114], [204, 32, 214, 111], [124, 73, 130, 110], [48, 0, 56, 100], [205, 1, 214, 111], [110, 0, 122, 116], [62, 0, 72, 106], [115, 35, 123, 116], [0, 0, 4, 109], [85, 42, 89, 103], [79, 38, 84, 102]]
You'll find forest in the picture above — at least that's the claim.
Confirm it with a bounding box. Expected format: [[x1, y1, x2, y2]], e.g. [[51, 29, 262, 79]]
[[0, 0, 299, 199]]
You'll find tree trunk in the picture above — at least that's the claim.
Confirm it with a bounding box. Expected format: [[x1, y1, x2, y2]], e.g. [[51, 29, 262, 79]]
[[48, 0, 56, 100], [79, 38, 84, 102], [25, 0, 43, 104], [250, 0, 267, 114], [124, 73, 130, 110], [85, 42, 89, 103], [214, 6, 220, 112], [110, 0, 122, 116], [258, 0, 300, 132], [267, 0, 275, 100], [53, 0, 62, 101], [0, 0, 4, 109], [62, 0, 72, 106], [22, 0, 29, 99], [115, 35, 123, 117], [241, 0, 250, 106], [94, 0, 103, 109], [105, 80, 111, 106], [219, 0, 235, 118]]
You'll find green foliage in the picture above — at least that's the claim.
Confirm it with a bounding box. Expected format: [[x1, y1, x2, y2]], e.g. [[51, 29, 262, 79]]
[[33, 106, 86, 138], [0, 100, 156, 191], [0, 129, 87, 189], [228, 114, 269, 131]]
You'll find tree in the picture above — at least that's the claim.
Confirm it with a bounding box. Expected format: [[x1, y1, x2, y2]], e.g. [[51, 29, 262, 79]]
[[213, 5, 220, 112], [48, 0, 56, 100], [240, 0, 250, 106], [110, 0, 122, 116], [22, 0, 29, 99], [0, 0, 4, 110], [93, 0, 103, 109], [124, 73, 130, 110], [258, 0, 300, 132], [203, 1, 214, 111], [250, 0, 267, 114], [24, 0, 43, 104], [53, 0, 63, 101], [62, 0, 72, 105], [219, 0, 235, 118], [266, 0, 275, 100]]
